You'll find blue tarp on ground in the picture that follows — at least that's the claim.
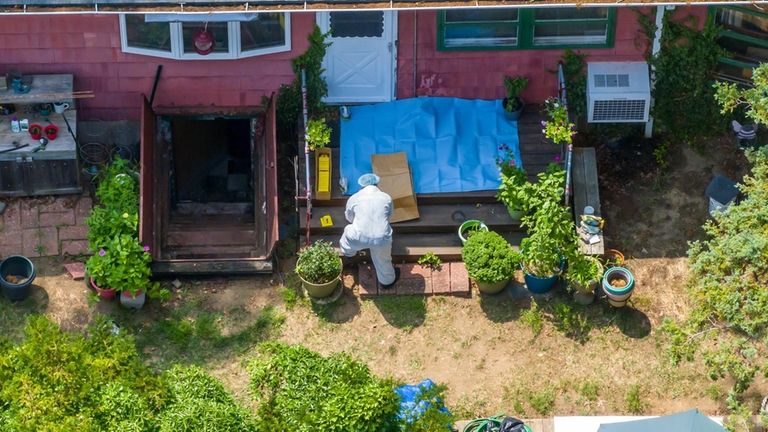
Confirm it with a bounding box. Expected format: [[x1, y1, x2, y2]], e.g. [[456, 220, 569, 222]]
[[340, 97, 522, 195]]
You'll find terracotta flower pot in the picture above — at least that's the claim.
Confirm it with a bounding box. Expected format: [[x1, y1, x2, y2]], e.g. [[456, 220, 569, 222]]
[[89, 277, 117, 301]]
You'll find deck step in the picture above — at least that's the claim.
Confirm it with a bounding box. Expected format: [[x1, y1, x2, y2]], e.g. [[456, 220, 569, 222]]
[[164, 245, 261, 259], [310, 231, 525, 261], [301, 202, 521, 234], [166, 229, 257, 247]]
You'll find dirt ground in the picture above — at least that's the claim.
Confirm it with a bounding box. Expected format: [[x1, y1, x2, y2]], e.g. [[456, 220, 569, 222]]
[[0, 134, 758, 419]]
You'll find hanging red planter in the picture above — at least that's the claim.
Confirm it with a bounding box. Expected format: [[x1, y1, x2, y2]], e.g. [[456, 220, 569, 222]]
[[192, 23, 215, 56]]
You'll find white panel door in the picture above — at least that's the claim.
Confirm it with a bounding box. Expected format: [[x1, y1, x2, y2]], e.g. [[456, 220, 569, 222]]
[[318, 11, 396, 104]]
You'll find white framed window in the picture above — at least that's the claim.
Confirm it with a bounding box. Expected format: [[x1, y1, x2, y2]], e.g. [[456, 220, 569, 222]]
[[119, 13, 291, 60]]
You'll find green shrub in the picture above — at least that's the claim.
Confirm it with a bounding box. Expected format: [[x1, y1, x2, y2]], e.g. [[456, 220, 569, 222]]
[[0, 316, 256, 432], [86, 234, 153, 296], [0, 316, 167, 431], [296, 240, 342, 284], [529, 388, 556, 415], [642, 13, 726, 151], [714, 62, 768, 128], [461, 230, 520, 283], [625, 384, 645, 414], [86, 207, 137, 251], [249, 342, 401, 432], [558, 49, 588, 121], [95, 157, 139, 213], [158, 366, 257, 432], [306, 118, 332, 150]]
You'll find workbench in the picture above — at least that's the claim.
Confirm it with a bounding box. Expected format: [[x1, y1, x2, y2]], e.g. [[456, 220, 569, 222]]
[[0, 74, 81, 197]]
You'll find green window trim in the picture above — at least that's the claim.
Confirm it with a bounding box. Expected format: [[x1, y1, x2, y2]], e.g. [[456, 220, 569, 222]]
[[709, 4, 768, 79], [437, 8, 616, 51]]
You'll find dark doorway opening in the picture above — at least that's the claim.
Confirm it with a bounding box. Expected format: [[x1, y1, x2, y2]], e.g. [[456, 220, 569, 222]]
[[164, 117, 259, 260]]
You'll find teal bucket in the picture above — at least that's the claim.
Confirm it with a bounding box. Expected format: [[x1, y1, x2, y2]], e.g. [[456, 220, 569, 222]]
[[0, 255, 36, 301]]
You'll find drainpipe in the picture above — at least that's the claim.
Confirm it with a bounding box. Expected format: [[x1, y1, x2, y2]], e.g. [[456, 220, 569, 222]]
[[644, 5, 667, 138], [413, 10, 418, 98]]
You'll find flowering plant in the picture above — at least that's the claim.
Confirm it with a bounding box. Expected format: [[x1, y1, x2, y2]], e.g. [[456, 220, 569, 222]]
[[542, 97, 576, 146], [496, 144, 528, 213], [86, 235, 167, 298]]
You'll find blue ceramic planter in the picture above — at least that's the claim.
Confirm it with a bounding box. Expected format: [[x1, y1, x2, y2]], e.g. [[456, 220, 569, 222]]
[[524, 272, 559, 294]]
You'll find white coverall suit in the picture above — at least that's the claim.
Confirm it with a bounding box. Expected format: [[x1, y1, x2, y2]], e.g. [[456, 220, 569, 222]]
[[339, 185, 397, 285]]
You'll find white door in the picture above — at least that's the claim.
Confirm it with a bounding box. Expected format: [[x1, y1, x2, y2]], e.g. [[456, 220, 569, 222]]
[[318, 11, 396, 104]]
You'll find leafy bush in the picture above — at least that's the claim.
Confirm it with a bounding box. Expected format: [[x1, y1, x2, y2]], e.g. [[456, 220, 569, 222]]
[[86, 207, 137, 252], [249, 342, 401, 432], [275, 26, 331, 140], [558, 49, 588, 121], [520, 203, 575, 277], [296, 240, 342, 284], [496, 152, 527, 213], [625, 384, 645, 414], [95, 157, 139, 213], [158, 366, 257, 432], [0, 316, 167, 431], [714, 62, 768, 127], [86, 234, 158, 296], [461, 230, 520, 283], [641, 13, 726, 157], [306, 118, 332, 150], [542, 97, 575, 146], [0, 316, 256, 432], [565, 254, 603, 293], [660, 147, 768, 424]]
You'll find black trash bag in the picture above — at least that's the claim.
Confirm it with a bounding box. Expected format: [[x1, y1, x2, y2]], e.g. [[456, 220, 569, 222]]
[[499, 417, 527, 432]]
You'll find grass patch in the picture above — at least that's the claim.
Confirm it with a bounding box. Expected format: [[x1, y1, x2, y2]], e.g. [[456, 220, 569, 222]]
[[625, 384, 645, 414], [579, 380, 600, 402], [529, 388, 556, 415], [128, 303, 284, 367], [371, 296, 426, 330], [520, 301, 543, 336]]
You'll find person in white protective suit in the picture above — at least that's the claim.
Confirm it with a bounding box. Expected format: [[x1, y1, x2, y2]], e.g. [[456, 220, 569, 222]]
[[339, 173, 400, 289]]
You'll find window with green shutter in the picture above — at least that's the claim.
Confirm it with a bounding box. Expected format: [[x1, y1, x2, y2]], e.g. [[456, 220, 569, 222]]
[[438, 7, 616, 51]]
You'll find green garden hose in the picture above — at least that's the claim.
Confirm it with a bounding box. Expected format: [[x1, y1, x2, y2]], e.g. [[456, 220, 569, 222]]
[[461, 414, 533, 432]]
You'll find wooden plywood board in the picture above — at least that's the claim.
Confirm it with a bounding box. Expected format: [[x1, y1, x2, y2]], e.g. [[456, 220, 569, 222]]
[[0, 74, 74, 105], [0, 110, 76, 161], [572, 147, 604, 255], [371, 152, 419, 223]]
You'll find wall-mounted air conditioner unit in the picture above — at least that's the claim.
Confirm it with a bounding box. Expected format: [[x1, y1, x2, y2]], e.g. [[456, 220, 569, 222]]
[[587, 62, 650, 123]]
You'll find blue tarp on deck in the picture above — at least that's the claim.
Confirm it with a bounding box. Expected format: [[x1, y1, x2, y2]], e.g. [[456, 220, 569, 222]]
[[340, 97, 522, 195]]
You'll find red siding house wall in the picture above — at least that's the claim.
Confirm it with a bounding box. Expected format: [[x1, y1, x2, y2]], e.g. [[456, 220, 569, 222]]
[[0, 7, 707, 121], [0, 13, 315, 120], [395, 6, 707, 102]]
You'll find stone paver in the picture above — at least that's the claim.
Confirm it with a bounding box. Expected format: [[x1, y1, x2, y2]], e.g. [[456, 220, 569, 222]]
[[22, 227, 58, 257], [1, 195, 91, 257], [357, 261, 471, 298], [39, 210, 76, 227], [63, 262, 86, 280], [61, 240, 89, 256]]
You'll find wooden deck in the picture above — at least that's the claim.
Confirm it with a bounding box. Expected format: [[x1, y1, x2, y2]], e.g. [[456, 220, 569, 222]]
[[297, 108, 559, 260]]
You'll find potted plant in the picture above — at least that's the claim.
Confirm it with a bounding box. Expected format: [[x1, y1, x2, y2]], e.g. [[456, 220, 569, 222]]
[[502, 75, 528, 121], [461, 230, 520, 294], [520, 204, 576, 294], [565, 254, 604, 305], [28, 123, 43, 140], [306, 118, 331, 151], [458, 220, 489, 245], [86, 234, 165, 308], [496, 145, 528, 222], [296, 240, 342, 298], [85, 248, 118, 301], [602, 266, 635, 307], [542, 97, 575, 147]]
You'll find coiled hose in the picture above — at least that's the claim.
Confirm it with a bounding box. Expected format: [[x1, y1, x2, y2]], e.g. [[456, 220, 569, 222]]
[[461, 414, 532, 432]]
